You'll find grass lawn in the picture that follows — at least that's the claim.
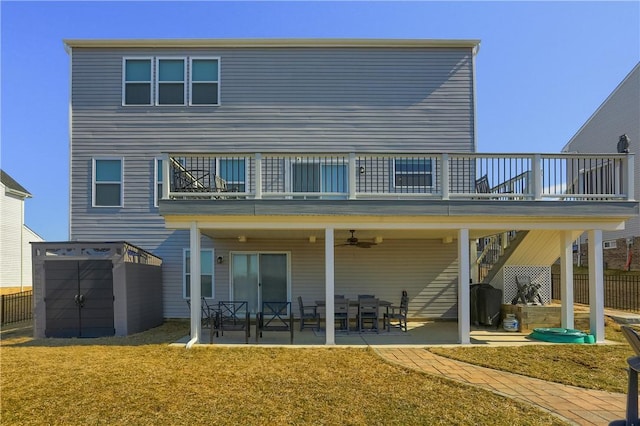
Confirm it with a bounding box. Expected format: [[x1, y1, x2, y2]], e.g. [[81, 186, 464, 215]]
[[1, 321, 566, 425], [430, 318, 636, 393]]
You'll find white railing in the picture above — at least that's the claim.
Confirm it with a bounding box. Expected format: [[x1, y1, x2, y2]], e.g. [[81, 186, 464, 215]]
[[161, 152, 635, 202]]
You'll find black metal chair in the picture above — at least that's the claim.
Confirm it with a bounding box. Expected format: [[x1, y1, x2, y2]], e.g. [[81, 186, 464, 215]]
[[297, 296, 320, 331], [358, 297, 380, 333], [256, 301, 294, 344], [611, 326, 640, 426], [216, 301, 250, 344], [383, 290, 409, 332]]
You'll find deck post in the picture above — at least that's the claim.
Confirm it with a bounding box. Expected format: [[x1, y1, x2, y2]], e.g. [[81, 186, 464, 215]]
[[162, 154, 170, 200], [560, 231, 574, 329], [458, 228, 471, 344], [441, 153, 449, 200], [626, 154, 635, 201], [532, 154, 542, 200], [188, 222, 202, 347], [325, 228, 335, 345], [255, 153, 262, 199], [588, 229, 605, 343]]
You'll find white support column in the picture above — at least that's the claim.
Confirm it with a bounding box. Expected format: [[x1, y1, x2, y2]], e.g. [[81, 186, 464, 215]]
[[348, 153, 357, 200], [255, 153, 263, 199], [560, 231, 574, 329], [162, 153, 170, 200], [187, 222, 202, 348], [458, 228, 471, 344], [469, 240, 478, 283], [325, 228, 335, 345], [588, 229, 605, 343], [441, 153, 449, 200], [626, 154, 635, 201], [532, 154, 542, 200]]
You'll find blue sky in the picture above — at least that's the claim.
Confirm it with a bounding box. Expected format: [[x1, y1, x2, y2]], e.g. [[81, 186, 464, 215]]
[[1, 1, 639, 241]]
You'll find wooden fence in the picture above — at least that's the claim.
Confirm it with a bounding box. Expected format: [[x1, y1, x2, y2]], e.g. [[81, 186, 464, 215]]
[[551, 274, 640, 312], [1, 290, 33, 325]]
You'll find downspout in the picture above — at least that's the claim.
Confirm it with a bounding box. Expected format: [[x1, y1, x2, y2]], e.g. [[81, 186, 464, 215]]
[[64, 42, 73, 240]]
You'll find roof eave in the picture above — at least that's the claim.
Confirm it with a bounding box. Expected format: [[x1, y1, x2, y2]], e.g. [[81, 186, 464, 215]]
[[63, 38, 481, 50]]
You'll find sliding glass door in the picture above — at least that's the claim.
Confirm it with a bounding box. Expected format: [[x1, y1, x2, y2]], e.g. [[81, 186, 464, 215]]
[[231, 253, 288, 313]]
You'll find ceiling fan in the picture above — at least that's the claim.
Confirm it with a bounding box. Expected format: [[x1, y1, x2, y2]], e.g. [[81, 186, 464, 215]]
[[337, 230, 377, 248]]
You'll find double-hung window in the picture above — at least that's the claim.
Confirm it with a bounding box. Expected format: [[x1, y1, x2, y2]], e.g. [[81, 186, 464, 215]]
[[190, 58, 220, 105], [155, 158, 163, 207], [218, 158, 246, 192], [93, 158, 123, 207], [184, 249, 214, 299], [156, 58, 186, 105], [123, 58, 152, 105], [394, 158, 432, 189]]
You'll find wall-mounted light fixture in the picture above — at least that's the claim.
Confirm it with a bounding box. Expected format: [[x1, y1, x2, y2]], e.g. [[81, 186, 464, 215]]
[[359, 166, 366, 175], [238, 235, 247, 243], [374, 236, 383, 244], [309, 235, 317, 243], [217, 256, 224, 264]]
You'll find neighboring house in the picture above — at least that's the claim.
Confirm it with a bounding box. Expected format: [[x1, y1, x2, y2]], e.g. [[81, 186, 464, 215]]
[[562, 63, 640, 270], [0, 170, 43, 292], [60, 38, 637, 344]]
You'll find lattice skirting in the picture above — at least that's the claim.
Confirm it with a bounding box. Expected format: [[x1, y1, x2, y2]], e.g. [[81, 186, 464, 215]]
[[503, 266, 552, 305]]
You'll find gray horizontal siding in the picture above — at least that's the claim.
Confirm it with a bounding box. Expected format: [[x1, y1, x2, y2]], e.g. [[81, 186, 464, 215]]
[[70, 44, 476, 318], [70, 46, 475, 153]]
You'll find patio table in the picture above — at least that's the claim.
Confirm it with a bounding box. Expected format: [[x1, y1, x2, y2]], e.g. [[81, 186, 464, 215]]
[[315, 299, 392, 332]]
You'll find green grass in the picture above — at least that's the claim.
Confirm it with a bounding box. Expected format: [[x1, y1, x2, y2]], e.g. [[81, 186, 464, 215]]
[[1, 321, 566, 425], [430, 319, 635, 393]]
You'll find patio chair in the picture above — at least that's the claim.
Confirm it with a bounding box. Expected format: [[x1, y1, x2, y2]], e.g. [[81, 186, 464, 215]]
[[612, 326, 640, 426], [358, 298, 380, 333], [256, 301, 294, 344], [216, 301, 250, 344], [297, 296, 320, 331], [383, 290, 409, 332], [186, 298, 220, 343], [334, 297, 350, 333], [475, 175, 491, 194]]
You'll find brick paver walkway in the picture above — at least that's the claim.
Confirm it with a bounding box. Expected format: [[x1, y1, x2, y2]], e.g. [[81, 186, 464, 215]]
[[375, 347, 630, 426]]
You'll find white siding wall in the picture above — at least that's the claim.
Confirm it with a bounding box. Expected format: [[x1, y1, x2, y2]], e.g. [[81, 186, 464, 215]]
[[21, 226, 43, 288], [564, 64, 640, 241], [0, 186, 24, 288]]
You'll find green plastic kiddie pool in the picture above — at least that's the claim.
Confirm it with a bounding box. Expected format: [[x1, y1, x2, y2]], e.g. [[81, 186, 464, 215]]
[[529, 327, 595, 344]]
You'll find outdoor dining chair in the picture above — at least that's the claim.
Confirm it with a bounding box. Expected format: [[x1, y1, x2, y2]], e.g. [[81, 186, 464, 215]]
[[216, 301, 250, 344], [358, 297, 380, 333], [297, 296, 320, 331], [334, 297, 350, 333], [383, 290, 409, 332], [256, 301, 294, 344]]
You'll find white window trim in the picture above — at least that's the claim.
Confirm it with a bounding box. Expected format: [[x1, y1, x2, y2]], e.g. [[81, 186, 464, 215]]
[[92, 157, 124, 208], [183, 248, 215, 299], [289, 158, 349, 193], [122, 57, 153, 106], [603, 240, 617, 249], [155, 57, 187, 106], [392, 158, 434, 189], [154, 157, 163, 208], [189, 56, 221, 106]]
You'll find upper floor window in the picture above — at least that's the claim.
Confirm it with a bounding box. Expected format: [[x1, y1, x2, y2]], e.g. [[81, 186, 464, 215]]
[[190, 58, 220, 105], [155, 158, 163, 207], [122, 56, 220, 106], [394, 158, 432, 188], [93, 158, 123, 207], [123, 58, 152, 105], [218, 158, 246, 192], [157, 58, 186, 105]]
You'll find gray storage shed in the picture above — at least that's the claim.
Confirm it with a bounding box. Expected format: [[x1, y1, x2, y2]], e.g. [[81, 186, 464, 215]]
[[32, 242, 163, 338]]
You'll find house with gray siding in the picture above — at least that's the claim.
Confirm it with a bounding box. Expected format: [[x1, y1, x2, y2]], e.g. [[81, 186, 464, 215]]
[[62, 38, 637, 345], [562, 63, 640, 270]]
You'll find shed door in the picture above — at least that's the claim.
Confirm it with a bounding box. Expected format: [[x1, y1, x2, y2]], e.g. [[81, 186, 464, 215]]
[[45, 260, 114, 338]]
